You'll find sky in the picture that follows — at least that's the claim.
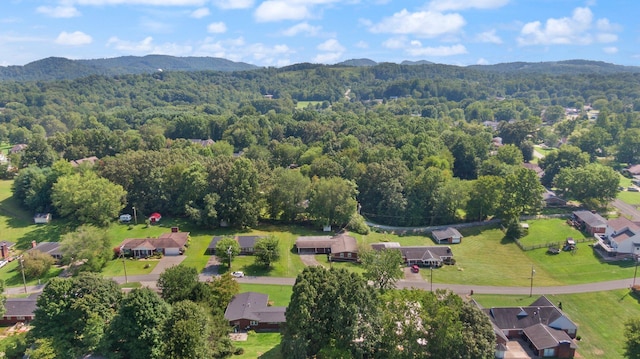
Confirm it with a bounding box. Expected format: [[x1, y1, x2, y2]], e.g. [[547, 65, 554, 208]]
[[1, 0, 638, 67]]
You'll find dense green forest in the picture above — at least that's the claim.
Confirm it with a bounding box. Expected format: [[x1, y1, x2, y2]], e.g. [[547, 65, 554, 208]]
[[0, 60, 636, 229]]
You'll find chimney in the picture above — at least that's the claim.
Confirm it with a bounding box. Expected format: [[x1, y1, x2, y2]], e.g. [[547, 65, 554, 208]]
[[0, 244, 6, 259], [32, 240, 37, 248], [171, 226, 179, 233]]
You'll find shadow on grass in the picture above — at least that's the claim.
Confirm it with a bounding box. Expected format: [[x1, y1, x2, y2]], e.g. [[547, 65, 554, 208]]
[[15, 222, 75, 250], [258, 344, 282, 359], [244, 263, 275, 276], [3, 265, 62, 287]]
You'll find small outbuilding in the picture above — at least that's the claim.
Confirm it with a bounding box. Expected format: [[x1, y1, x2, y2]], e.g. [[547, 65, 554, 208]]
[[149, 212, 162, 224], [33, 213, 51, 224], [431, 227, 463, 244]]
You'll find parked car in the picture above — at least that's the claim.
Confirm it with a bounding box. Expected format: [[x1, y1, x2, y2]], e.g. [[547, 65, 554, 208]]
[[231, 271, 245, 278], [629, 187, 640, 192], [410, 265, 420, 273]]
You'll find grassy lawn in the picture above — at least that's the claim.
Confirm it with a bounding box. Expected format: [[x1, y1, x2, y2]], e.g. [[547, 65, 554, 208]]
[[518, 218, 587, 247], [238, 284, 292, 306], [101, 258, 159, 276], [617, 190, 640, 206], [295, 101, 322, 109], [474, 289, 640, 359], [234, 332, 282, 359]]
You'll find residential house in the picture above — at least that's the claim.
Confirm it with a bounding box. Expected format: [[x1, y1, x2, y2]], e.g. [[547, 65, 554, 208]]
[[543, 189, 567, 207], [431, 227, 463, 244], [207, 235, 266, 255], [33, 213, 51, 224], [70, 156, 99, 167], [522, 162, 544, 178], [224, 292, 286, 332], [594, 217, 640, 257], [9, 144, 27, 154], [480, 296, 578, 359], [623, 164, 640, 178], [371, 242, 454, 267], [119, 229, 189, 258], [295, 233, 359, 262], [29, 241, 62, 261], [1, 296, 38, 325], [189, 139, 215, 147], [571, 210, 606, 235]]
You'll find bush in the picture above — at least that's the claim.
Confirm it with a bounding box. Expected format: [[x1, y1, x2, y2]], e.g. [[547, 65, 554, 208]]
[[347, 213, 370, 235], [234, 347, 245, 355]]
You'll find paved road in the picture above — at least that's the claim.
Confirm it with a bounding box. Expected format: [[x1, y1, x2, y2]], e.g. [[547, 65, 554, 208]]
[[612, 198, 640, 222]]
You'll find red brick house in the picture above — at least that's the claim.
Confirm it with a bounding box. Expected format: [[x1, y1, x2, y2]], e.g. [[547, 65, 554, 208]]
[[118, 230, 189, 258], [1, 296, 37, 325], [224, 292, 286, 332], [571, 210, 606, 235], [295, 232, 359, 262]]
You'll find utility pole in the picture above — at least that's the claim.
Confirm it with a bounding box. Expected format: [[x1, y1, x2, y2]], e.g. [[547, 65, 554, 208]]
[[19, 257, 27, 293], [227, 246, 232, 269], [529, 265, 536, 297], [132, 206, 137, 225], [430, 266, 433, 292], [633, 255, 639, 288]]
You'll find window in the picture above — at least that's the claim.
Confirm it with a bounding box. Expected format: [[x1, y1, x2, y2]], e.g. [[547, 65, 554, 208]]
[[347, 253, 352, 258], [340, 253, 344, 258], [250, 321, 259, 326], [543, 348, 555, 357]]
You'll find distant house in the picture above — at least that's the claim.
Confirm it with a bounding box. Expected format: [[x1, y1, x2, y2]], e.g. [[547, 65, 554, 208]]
[[594, 217, 640, 257], [9, 144, 27, 154], [29, 241, 62, 261], [371, 242, 454, 267], [33, 213, 51, 224], [295, 232, 359, 262], [0, 241, 15, 260], [119, 229, 189, 258], [479, 296, 578, 359], [224, 292, 286, 332], [571, 210, 606, 235], [148, 212, 162, 224], [431, 227, 463, 244], [70, 156, 99, 167], [189, 139, 215, 147], [543, 189, 567, 207], [623, 164, 640, 177], [522, 162, 544, 178], [207, 235, 266, 255], [1, 296, 38, 325]]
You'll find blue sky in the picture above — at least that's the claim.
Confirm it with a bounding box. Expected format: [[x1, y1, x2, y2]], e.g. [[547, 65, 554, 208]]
[[1, 0, 638, 67]]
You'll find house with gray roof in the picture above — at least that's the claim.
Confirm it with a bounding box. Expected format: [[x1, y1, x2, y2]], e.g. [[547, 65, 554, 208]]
[[207, 235, 266, 255], [224, 292, 286, 332], [295, 232, 359, 262], [29, 241, 62, 261], [371, 242, 454, 267], [480, 296, 578, 359], [571, 210, 606, 235], [1, 295, 38, 325], [595, 216, 640, 257], [431, 227, 463, 244]]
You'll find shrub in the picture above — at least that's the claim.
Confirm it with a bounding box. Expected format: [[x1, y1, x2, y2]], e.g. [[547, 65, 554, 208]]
[[347, 213, 370, 235], [234, 347, 245, 355]]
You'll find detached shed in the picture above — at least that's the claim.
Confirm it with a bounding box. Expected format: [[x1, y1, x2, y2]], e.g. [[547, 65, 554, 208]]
[[431, 227, 463, 244], [149, 212, 162, 224], [33, 213, 51, 224]]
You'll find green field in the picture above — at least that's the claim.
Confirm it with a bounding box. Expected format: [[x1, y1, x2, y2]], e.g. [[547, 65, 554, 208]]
[[238, 284, 292, 306], [235, 332, 281, 359], [475, 289, 640, 359], [295, 101, 322, 109], [518, 218, 587, 247]]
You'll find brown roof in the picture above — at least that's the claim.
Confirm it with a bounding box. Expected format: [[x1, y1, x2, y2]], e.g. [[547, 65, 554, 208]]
[[158, 232, 189, 247], [330, 233, 358, 253], [523, 323, 577, 350], [627, 164, 640, 175], [607, 217, 640, 233], [295, 235, 336, 249], [224, 292, 286, 323], [121, 232, 189, 250], [431, 227, 462, 241], [70, 156, 99, 167]]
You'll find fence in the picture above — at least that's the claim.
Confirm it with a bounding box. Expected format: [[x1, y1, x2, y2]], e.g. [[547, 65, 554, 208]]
[[513, 236, 596, 251]]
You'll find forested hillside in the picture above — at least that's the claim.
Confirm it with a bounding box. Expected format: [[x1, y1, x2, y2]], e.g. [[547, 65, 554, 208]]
[[0, 61, 637, 229]]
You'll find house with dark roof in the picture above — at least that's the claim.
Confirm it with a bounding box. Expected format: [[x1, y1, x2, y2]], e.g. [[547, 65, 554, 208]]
[[224, 292, 286, 332], [571, 210, 606, 235], [1, 295, 38, 325], [9, 144, 27, 154], [207, 235, 266, 255], [431, 227, 463, 244], [595, 216, 640, 257], [480, 296, 577, 359], [70, 156, 99, 167], [28, 241, 62, 261], [119, 230, 189, 258], [295, 233, 359, 262], [0, 241, 15, 260], [371, 242, 454, 267]]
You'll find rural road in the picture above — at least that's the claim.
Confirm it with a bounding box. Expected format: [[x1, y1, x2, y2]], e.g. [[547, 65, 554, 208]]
[[611, 198, 640, 222], [5, 272, 638, 297]]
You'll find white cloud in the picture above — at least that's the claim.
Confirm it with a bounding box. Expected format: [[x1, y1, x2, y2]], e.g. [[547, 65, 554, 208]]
[[55, 31, 92, 45], [254, 1, 310, 22], [212, 0, 254, 9], [190, 8, 210, 18], [313, 52, 342, 64], [369, 9, 465, 38], [355, 41, 368, 49], [517, 7, 618, 46], [36, 6, 81, 18], [428, 0, 509, 12], [382, 37, 407, 49], [317, 39, 344, 52], [282, 22, 321, 36], [106, 36, 192, 55], [196, 36, 293, 66], [67, 0, 207, 5], [476, 29, 502, 44], [603, 46, 618, 54], [207, 22, 227, 33], [406, 44, 467, 57], [476, 57, 489, 65]]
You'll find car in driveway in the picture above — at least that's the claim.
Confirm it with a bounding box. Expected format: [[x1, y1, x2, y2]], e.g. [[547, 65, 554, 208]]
[[231, 271, 245, 278], [410, 265, 420, 273]]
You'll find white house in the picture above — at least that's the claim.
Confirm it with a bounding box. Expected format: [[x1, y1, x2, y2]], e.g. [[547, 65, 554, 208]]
[[596, 217, 640, 256]]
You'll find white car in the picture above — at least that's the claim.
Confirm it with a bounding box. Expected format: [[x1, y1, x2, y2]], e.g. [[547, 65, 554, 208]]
[[231, 271, 244, 278]]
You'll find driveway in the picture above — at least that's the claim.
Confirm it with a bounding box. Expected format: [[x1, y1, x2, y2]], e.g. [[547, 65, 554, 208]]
[[402, 266, 423, 281], [299, 254, 325, 267], [150, 255, 186, 275], [505, 340, 537, 359], [203, 255, 222, 275]]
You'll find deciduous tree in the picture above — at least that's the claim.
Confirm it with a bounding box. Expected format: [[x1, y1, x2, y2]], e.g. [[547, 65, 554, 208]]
[[157, 265, 199, 305], [215, 238, 240, 269], [254, 236, 280, 268], [21, 250, 55, 279], [360, 248, 403, 291], [555, 163, 619, 208], [60, 225, 113, 273], [308, 177, 358, 227]]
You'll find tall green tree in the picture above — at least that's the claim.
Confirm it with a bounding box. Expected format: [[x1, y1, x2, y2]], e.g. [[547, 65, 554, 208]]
[[308, 177, 358, 227], [555, 163, 619, 208], [21, 250, 55, 279], [215, 238, 240, 269], [59, 225, 113, 273], [161, 301, 214, 359], [539, 145, 590, 187], [281, 267, 380, 358], [20, 135, 58, 168], [266, 168, 310, 222], [157, 265, 199, 305], [466, 176, 505, 221], [103, 288, 170, 359], [31, 273, 123, 358], [51, 171, 127, 226], [253, 236, 280, 268], [360, 248, 404, 291], [624, 317, 640, 359], [498, 167, 545, 222], [217, 157, 260, 228], [617, 128, 640, 164]]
